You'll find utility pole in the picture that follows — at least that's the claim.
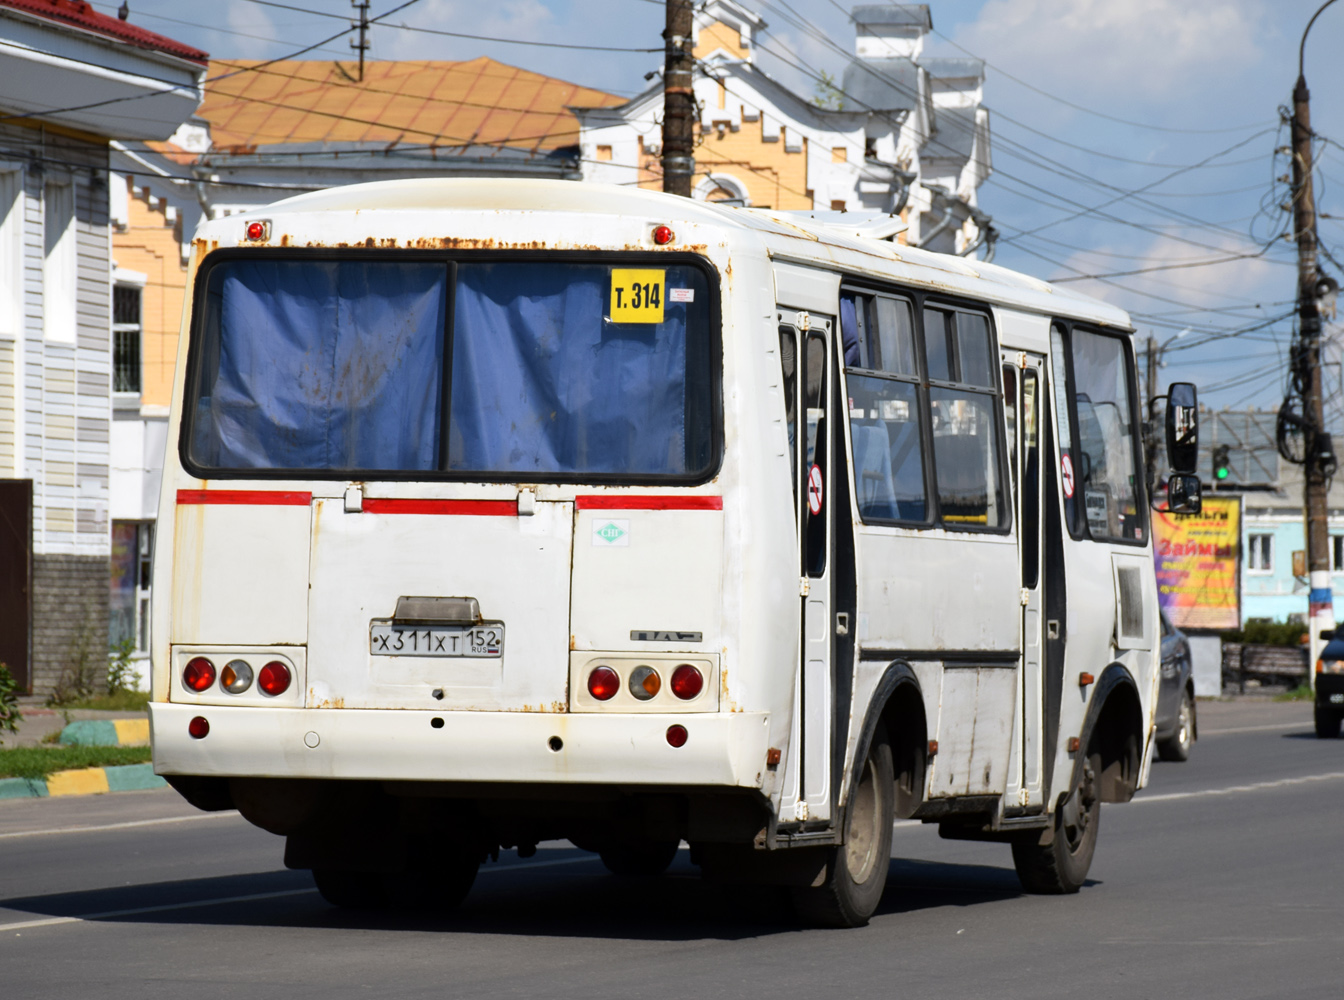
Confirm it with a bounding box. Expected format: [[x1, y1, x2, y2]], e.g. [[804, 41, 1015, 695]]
[[1292, 0, 1340, 688], [662, 0, 695, 196], [351, 0, 370, 83]]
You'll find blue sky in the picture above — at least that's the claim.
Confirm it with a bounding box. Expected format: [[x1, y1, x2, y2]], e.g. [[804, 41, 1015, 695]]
[[101, 0, 1344, 414]]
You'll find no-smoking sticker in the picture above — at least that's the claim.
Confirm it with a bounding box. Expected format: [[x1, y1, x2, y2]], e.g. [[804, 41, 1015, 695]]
[[1061, 454, 1075, 499], [808, 463, 824, 515]]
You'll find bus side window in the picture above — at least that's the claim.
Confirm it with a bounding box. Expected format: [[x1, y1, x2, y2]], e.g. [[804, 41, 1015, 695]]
[[1050, 323, 1080, 535], [806, 333, 827, 575], [779, 325, 798, 499], [845, 292, 927, 523], [1069, 328, 1145, 543], [927, 308, 1007, 529]]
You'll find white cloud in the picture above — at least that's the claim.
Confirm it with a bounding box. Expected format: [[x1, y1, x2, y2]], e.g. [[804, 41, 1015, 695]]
[[956, 0, 1269, 104]]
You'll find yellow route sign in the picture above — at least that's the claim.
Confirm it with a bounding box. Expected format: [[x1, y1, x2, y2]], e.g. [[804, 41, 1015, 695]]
[[610, 269, 665, 324]]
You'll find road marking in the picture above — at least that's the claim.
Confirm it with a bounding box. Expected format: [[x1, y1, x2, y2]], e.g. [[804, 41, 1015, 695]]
[[0, 811, 243, 841], [1134, 771, 1344, 804], [0, 888, 315, 932], [0, 855, 600, 933], [1198, 721, 1312, 736]]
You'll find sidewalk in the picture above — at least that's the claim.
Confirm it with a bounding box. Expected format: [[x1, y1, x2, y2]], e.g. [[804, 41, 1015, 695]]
[[5, 697, 149, 749]]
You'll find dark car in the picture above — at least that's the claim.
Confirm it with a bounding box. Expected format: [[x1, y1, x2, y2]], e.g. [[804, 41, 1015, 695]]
[[1315, 634, 1344, 738], [1155, 609, 1197, 761]]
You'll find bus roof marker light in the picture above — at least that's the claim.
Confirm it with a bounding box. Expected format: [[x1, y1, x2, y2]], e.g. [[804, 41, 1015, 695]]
[[183, 657, 216, 692], [258, 661, 292, 697], [670, 664, 703, 700], [245, 220, 270, 241], [652, 225, 675, 245], [587, 665, 620, 701]]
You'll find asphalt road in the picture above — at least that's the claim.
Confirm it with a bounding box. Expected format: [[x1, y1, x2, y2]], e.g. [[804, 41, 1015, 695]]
[[2, 699, 1339, 1000]]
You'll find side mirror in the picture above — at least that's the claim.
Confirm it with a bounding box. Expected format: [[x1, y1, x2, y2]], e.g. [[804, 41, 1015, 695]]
[[1166, 473, 1202, 514], [1165, 382, 1198, 474], [1322, 630, 1336, 641]]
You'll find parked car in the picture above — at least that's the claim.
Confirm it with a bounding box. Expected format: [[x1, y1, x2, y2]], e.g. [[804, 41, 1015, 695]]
[[1155, 610, 1197, 761], [1314, 633, 1344, 738]]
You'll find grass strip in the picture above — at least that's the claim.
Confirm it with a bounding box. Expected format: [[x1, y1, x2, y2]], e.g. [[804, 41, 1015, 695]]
[[56, 691, 151, 712], [0, 746, 152, 780], [1273, 686, 1315, 702]]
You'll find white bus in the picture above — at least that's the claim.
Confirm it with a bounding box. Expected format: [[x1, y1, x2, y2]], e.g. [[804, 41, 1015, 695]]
[[151, 179, 1199, 927]]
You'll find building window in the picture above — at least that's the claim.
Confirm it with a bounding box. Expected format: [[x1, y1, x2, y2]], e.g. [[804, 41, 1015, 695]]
[[0, 168, 21, 337], [113, 284, 142, 393], [111, 521, 153, 654], [43, 181, 76, 343], [1333, 535, 1344, 573], [1248, 533, 1274, 572]]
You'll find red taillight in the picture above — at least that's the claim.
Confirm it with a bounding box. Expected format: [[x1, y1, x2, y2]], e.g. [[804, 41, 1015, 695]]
[[670, 664, 703, 700], [652, 224, 675, 245], [245, 220, 266, 240], [666, 724, 688, 748], [587, 665, 620, 701], [183, 657, 216, 692], [258, 660, 292, 696], [188, 716, 209, 739]]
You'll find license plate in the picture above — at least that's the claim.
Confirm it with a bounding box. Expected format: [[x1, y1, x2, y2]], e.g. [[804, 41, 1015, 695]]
[[369, 623, 503, 658]]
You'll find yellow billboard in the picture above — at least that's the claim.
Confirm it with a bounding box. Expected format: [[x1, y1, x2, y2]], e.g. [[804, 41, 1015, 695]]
[[1153, 495, 1241, 631]]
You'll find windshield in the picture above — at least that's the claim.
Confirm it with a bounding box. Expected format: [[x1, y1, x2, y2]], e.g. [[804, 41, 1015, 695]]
[[185, 256, 717, 481]]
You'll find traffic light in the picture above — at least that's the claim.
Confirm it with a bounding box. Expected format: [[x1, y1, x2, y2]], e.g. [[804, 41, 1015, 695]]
[[1212, 444, 1231, 482]]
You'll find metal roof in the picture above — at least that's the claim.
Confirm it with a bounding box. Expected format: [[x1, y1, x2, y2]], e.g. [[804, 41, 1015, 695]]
[[840, 57, 922, 113], [851, 4, 932, 30], [0, 0, 206, 63]]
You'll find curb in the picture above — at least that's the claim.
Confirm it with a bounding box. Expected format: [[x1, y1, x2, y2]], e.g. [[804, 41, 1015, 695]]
[[59, 718, 150, 746], [0, 764, 166, 800]]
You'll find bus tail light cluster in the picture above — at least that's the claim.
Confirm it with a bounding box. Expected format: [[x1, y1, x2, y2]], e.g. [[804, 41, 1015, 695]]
[[181, 656, 291, 697], [583, 663, 705, 703]]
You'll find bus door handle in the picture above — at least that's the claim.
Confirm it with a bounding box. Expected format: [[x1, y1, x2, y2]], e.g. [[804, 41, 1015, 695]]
[[1047, 620, 1061, 640], [835, 613, 849, 636]]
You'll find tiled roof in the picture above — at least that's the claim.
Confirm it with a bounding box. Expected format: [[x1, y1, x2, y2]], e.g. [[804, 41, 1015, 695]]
[[201, 58, 624, 153], [0, 0, 207, 64]]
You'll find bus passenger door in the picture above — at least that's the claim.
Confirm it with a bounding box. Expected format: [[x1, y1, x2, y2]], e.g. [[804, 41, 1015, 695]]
[[1003, 352, 1046, 811], [780, 312, 836, 824]]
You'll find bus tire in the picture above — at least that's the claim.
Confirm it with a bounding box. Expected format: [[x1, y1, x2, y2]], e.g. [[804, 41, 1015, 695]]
[[598, 840, 681, 877], [1315, 704, 1341, 739], [1012, 752, 1100, 894], [791, 722, 894, 928], [1156, 690, 1194, 761]]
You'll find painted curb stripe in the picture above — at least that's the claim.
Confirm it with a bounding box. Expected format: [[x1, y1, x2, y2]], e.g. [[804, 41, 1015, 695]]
[[0, 777, 48, 800], [112, 719, 150, 744], [104, 763, 167, 792], [176, 490, 311, 506], [58, 719, 149, 746], [362, 498, 517, 516], [58, 720, 119, 746], [575, 495, 723, 511], [46, 768, 110, 797]]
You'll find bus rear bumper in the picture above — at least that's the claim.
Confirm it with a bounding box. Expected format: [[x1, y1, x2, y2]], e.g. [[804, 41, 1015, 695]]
[[150, 703, 771, 789]]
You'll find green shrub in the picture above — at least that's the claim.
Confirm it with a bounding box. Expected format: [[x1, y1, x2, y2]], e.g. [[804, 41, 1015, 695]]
[[107, 638, 137, 695], [0, 663, 21, 741], [1219, 621, 1312, 647]]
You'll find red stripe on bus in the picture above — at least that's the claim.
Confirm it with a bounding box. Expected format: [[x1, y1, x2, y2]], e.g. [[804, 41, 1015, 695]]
[[574, 496, 723, 511], [362, 498, 518, 516], [177, 490, 312, 506]]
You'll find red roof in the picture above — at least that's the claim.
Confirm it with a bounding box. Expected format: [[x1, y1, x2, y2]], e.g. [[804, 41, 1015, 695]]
[[0, 0, 208, 64]]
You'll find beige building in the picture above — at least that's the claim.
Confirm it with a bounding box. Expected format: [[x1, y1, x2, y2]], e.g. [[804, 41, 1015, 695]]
[[574, 2, 994, 255]]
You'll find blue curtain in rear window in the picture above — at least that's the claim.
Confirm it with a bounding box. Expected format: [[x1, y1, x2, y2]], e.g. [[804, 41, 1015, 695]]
[[448, 262, 690, 475], [192, 260, 446, 470]]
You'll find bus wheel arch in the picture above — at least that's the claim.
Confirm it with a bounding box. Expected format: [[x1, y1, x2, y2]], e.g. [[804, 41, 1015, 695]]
[[1081, 663, 1143, 804], [853, 661, 927, 820]]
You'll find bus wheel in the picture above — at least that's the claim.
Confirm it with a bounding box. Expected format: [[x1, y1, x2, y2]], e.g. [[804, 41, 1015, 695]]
[[1012, 754, 1099, 894], [791, 722, 894, 928], [1157, 690, 1194, 761], [598, 840, 681, 877], [1315, 704, 1342, 739]]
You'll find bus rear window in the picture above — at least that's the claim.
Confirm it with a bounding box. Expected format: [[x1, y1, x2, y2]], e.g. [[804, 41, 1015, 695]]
[[185, 258, 716, 481]]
